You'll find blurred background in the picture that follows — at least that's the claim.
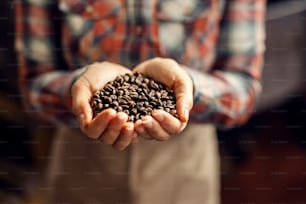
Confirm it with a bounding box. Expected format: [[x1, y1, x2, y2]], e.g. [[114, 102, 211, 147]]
[[0, 0, 306, 203]]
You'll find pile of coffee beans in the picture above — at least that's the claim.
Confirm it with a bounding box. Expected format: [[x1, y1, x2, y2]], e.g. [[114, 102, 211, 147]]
[[90, 73, 178, 123]]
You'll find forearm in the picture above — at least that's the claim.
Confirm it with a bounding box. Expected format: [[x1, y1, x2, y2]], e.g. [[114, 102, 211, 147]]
[[185, 0, 266, 128], [19, 67, 85, 125], [186, 67, 261, 128]]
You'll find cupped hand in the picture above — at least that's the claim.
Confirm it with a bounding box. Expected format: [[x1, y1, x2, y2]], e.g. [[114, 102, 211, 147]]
[[132, 57, 194, 141], [71, 61, 138, 150]]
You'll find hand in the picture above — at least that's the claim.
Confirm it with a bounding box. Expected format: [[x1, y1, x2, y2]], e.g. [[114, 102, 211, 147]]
[[71, 61, 138, 150], [132, 57, 194, 141]]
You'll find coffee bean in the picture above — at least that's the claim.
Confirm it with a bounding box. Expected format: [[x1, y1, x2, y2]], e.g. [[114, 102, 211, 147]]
[[99, 91, 104, 97], [131, 108, 138, 115], [112, 101, 119, 107], [118, 90, 124, 96], [118, 97, 127, 105], [123, 95, 131, 101], [124, 110, 129, 115], [130, 115, 135, 122], [128, 100, 136, 107], [110, 95, 117, 100], [150, 80, 159, 90], [144, 78, 149, 84], [136, 113, 141, 120], [123, 74, 130, 82], [98, 103, 103, 110], [129, 92, 138, 99], [121, 105, 130, 110], [93, 94, 99, 99], [90, 73, 178, 123]]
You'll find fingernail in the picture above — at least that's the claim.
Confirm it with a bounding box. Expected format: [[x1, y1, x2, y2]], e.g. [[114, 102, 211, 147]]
[[184, 107, 189, 120]]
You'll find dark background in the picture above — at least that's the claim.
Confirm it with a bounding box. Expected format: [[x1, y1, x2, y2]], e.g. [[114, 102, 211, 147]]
[[0, 0, 306, 203]]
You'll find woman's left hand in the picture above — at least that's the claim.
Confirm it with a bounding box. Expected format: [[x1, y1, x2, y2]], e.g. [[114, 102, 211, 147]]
[[132, 57, 194, 141]]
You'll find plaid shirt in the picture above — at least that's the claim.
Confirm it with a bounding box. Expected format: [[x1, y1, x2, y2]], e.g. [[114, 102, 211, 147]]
[[15, 0, 266, 128]]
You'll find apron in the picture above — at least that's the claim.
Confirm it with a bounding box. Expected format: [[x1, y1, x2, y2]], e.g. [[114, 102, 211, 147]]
[[44, 124, 220, 204]]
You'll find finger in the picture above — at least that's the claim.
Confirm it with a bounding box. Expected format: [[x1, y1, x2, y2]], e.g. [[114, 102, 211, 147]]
[[82, 109, 116, 139], [112, 122, 134, 151], [71, 78, 93, 127], [134, 120, 153, 140], [132, 60, 149, 74], [141, 116, 170, 141], [152, 110, 186, 135], [100, 112, 128, 145]]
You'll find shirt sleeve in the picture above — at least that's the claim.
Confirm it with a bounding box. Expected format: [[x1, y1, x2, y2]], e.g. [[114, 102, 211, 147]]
[[15, 0, 85, 126], [186, 0, 266, 128]]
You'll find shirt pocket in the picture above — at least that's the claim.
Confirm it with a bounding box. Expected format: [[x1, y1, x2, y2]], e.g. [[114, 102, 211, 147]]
[[154, 0, 210, 58], [58, 0, 122, 65], [58, 0, 121, 37]]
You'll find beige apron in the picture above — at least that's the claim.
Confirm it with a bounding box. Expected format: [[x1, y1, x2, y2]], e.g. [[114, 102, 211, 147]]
[[44, 124, 220, 204]]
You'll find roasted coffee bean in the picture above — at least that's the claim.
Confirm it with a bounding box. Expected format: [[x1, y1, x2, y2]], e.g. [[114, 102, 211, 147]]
[[112, 101, 119, 107], [138, 95, 145, 101], [121, 105, 130, 110], [110, 95, 117, 100], [124, 110, 129, 115], [90, 72, 178, 123], [118, 90, 124, 96], [123, 95, 131, 101], [119, 99, 128, 105], [135, 77, 142, 85], [136, 113, 141, 120], [141, 83, 148, 89], [129, 92, 138, 99], [99, 91, 104, 96], [143, 78, 149, 84], [131, 108, 138, 115], [130, 115, 135, 122], [139, 107, 146, 113], [93, 94, 99, 99], [128, 100, 136, 107], [117, 76, 124, 84], [98, 103, 103, 110], [123, 74, 130, 82]]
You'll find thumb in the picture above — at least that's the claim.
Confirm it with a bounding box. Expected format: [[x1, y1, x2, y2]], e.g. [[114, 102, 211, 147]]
[[71, 78, 93, 128], [174, 78, 193, 122]]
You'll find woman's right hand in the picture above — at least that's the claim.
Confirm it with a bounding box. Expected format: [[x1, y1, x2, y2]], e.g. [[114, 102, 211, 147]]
[[71, 62, 138, 151]]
